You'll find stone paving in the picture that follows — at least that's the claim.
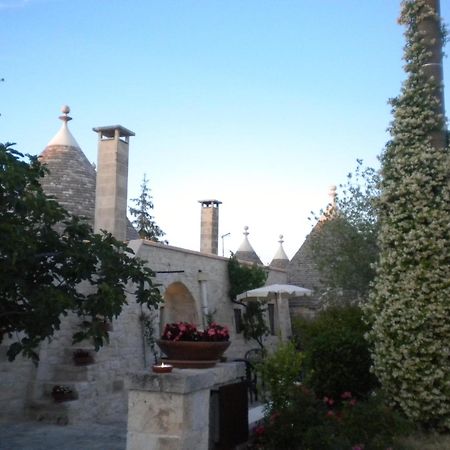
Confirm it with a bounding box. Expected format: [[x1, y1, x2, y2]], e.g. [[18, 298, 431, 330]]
[[0, 421, 126, 450], [0, 404, 263, 449]]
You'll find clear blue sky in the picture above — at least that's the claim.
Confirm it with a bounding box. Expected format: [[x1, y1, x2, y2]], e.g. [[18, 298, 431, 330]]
[[1, 0, 449, 264]]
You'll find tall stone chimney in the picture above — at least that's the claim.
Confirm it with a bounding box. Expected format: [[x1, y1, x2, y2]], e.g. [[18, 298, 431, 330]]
[[199, 199, 222, 255], [93, 125, 135, 241]]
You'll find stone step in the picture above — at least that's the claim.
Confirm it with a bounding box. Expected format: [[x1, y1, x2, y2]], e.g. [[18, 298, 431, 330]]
[[28, 399, 76, 425]]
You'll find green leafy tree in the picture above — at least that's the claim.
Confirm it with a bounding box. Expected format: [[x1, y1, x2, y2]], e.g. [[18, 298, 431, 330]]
[[129, 173, 167, 243], [227, 255, 269, 350], [0, 143, 162, 361], [366, 0, 450, 430], [309, 161, 379, 301]]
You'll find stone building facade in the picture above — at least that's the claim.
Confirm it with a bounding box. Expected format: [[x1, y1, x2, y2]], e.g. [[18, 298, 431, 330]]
[[0, 107, 299, 425]]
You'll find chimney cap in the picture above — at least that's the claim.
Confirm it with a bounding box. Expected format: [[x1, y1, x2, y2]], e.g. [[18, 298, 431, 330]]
[[198, 199, 222, 206], [92, 125, 135, 138]]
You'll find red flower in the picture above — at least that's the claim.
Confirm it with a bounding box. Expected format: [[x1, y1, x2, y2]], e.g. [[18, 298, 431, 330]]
[[161, 321, 229, 342], [255, 425, 265, 436], [341, 391, 352, 399]]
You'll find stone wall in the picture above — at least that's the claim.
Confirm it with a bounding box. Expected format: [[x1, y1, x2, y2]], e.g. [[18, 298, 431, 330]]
[[0, 239, 288, 425], [130, 239, 289, 359], [0, 341, 36, 419]]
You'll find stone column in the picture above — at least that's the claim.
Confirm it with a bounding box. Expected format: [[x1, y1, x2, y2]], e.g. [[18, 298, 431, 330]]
[[126, 363, 245, 450], [419, 0, 446, 149]]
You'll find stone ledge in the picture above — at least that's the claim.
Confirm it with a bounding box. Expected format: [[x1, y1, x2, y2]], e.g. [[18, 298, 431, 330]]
[[126, 362, 245, 394]]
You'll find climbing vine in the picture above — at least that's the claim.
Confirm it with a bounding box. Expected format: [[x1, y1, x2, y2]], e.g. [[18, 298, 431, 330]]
[[227, 255, 269, 350], [366, 0, 450, 430]]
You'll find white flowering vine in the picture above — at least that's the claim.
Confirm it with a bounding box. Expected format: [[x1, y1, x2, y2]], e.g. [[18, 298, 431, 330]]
[[365, 0, 450, 430]]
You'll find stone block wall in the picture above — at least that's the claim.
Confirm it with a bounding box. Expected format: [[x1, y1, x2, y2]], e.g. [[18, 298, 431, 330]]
[[0, 239, 289, 425], [0, 342, 36, 419], [130, 239, 289, 359]]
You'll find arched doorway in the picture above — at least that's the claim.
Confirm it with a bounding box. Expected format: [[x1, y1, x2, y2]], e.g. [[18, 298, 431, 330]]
[[161, 282, 199, 329]]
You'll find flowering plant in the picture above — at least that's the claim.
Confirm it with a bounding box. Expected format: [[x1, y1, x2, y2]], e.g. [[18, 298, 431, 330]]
[[161, 322, 229, 342], [52, 385, 73, 395], [203, 322, 230, 342]]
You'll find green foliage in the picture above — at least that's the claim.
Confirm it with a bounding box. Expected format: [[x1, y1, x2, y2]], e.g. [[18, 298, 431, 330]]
[[293, 305, 378, 399], [241, 300, 269, 350], [254, 386, 411, 450], [339, 392, 412, 449], [0, 143, 162, 361], [366, 0, 450, 430], [227, 254, 267, 301], [129, 173, 167, 243], [140, 311, 157, 349], [309, 160, 379, 300], [259, 341, 303, 411], [227, 255, 269, 349]]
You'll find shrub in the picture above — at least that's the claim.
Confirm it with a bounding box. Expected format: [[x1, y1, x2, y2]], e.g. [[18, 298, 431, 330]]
[[259, 342, 303, 411], [293, 304, 378, 399], [253, 387, 411, 450], [254, 385, 337, 450]]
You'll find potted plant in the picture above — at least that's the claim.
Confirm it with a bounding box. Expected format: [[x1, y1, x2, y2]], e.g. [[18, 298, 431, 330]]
[[157, 322, 230, 368], [51, 385, 76, 403], [73, 349, 94, 366]]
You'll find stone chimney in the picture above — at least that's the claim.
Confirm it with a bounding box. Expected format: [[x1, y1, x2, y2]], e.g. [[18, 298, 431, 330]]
[[198, 199, 222, 255], [93, 125, 135, 241]]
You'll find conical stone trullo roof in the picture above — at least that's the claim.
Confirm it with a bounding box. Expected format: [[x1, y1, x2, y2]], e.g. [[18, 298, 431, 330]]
[[39, 106, 139, 240], [270, 235, 289, 269], [39, 106, 97, 224], [235, 226, 263, 265]]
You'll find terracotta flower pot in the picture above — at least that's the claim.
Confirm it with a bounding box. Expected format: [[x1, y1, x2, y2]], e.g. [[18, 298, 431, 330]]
[[52, 391, 76, 403], [156, 339, 230, 369]]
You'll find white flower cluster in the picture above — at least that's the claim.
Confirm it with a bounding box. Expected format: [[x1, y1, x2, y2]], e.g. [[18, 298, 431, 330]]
[[366, 0, 450, 430]]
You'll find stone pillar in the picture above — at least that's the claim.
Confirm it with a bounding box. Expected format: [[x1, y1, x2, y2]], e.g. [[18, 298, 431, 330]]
[[126, 363, 245, 450], [93, 125, 135, 241], [419, 0, 446, 149], [198, 271, 209, 328], [198, 200, 222, 255]]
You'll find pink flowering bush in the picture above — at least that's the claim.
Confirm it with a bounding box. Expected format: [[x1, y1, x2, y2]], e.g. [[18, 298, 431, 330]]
[[250, 385, 411, 450], [161, 322, 229, 342]]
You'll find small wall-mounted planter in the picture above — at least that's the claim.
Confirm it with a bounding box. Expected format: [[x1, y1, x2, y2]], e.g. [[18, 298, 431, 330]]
[[73, 350, 94, 366], [51, 386, 77, 403]]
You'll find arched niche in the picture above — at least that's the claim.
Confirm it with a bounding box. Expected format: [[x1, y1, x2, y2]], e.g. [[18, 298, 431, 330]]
[[161, 282, 199, 328]]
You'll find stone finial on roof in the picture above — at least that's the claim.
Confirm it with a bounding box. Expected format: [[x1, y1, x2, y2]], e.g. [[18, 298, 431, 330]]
[[320, 185, 338, 221], [270, 234, 289, 269], [46, 105, 80, 148], [329, 185, 337, 208], [235, 226, 262, 265]]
